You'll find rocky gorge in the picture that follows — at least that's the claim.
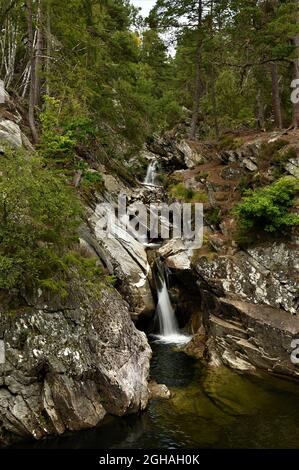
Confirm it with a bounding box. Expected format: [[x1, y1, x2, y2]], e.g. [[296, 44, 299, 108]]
[[153, 131, 299, 378], [0, 81, 299, 447]]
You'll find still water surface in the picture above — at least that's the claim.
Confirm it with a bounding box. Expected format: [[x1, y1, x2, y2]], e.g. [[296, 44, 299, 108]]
[[18, 341, 299, 449]]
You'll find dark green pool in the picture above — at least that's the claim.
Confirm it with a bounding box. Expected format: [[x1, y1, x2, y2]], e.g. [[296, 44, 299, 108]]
[[17, 341, 299, 449]]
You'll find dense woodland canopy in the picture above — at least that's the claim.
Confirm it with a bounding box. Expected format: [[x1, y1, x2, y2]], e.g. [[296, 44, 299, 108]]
[[0, 0, 299, 292], [1, 0, 299, 152]]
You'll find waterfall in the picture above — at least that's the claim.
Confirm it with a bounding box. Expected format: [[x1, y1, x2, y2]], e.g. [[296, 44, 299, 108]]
[[154, 261, 191, 345], [157, 278, 179, 336], [144, 160, 157, 186]]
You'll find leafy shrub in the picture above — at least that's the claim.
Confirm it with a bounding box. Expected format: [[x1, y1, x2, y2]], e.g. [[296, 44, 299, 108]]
[[0, 149, 82, 291], [170, 183, 208, 202], [216, 135, 244, 152], [156, 173, 169, 187], [206, 208, 221, 227], [234, 176, 299, 235], [39, 96, 77, 160], [83, 170, 103, 187]]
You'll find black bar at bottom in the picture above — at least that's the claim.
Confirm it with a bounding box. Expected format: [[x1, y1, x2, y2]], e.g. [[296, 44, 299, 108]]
[[0, 449, 299, 468]]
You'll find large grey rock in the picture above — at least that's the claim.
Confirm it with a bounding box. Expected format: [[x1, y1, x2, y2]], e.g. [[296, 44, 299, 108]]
[[148, 135, 203, 170], [0, 286, 151, 445], [0, 119, 23, 148], [203, 296, 299, 378], [158, 239, 192, 271], [218, 142, 260, 171], [0, 80, 9, 106], [176, 140, 204, 168], [87, 201, 155, 317], [285, 157, 299, 178], [194, 243, 299, 315]]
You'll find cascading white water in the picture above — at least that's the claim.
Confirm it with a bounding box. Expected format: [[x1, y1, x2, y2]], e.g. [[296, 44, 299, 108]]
[[144, 160, 157, 186], [157, 279, 178, 336], [155, 264, 191, 345]]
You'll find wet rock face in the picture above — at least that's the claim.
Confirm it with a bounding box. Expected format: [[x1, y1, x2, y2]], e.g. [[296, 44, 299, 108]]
[[148, 381, 171, 400], [86, 197, 155, 319], [158, 239, 192, 271], [187, 240, 299, 378], [148, 135, 204, 171], [0, 287, 151, 445], [195, 242, 299, 315], [202, 295, 299, 378]]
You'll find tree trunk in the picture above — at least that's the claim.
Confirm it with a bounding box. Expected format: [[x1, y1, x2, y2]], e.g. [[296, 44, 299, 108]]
[[45, 2, 51, 96], [25, 0, 38, 143], [34, 0, 43, 108], [293, 4, 299, 128], [189, 0, 202, 139], [271, 62, 282, 129], [209, 0, 219, 139], [257, 88, 265, 131], [211, 66, 219, 138]]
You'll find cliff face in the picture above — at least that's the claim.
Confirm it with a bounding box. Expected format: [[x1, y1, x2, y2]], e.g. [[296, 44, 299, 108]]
[[0, 84, 152, 446], [0, 78, 299, 445], [152, 130, 299, 379], [0, 282, 151, 446]]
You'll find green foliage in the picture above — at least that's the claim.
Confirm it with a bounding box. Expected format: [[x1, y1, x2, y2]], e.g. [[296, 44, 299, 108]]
[[234, 176, 299, 236], [156, 172, 169, 187], [0, 148, 82, 291], [206, 208, 221, 227], [39, 96, 77, 160], [3, 0, 299, 145], [82, 170, 104, 190], [40, 278, 69, 299], [105, 274, 118, 287], [36, 0, 178, 158], [216, 135, 243, 152], [149, 0, 298, 135], [204, 69, 256, 131], [170, 183, 208, 203]]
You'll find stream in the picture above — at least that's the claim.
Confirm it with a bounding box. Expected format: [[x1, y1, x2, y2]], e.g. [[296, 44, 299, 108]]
[[16, 340, 299, 449], [14, 161, 299, 449]]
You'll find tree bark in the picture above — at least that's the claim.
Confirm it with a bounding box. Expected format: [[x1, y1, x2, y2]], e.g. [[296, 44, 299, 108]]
[[271, 62, 282, 129], [292, 4, 299, 128], [45, 1, 51, 96], [33, 0, 43, 108], [25, 0, 38, 143], [211, 66, 219, 138], [257, 88, 265, 130], [189, 0, 202, 139], [209, 0, 219, 138]]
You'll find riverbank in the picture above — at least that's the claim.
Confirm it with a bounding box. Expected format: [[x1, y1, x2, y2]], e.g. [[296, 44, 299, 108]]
[[12, 340, 299, 449]]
